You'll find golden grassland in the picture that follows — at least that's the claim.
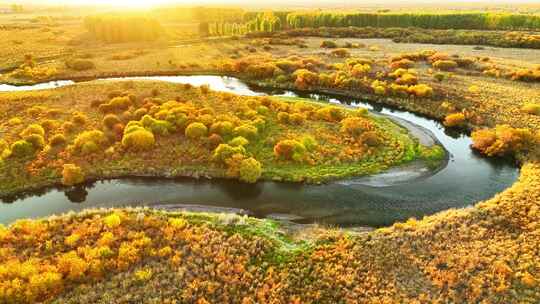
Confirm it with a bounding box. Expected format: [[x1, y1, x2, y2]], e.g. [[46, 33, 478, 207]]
[[0, 17, 540, 303]]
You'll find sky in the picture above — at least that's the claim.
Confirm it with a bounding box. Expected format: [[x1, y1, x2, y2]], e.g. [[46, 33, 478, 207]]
[[5, 0, 540, 9]]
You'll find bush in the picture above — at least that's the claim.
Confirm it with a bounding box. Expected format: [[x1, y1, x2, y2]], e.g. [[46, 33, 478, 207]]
[[233, 124, 258, 139], [390, 59, 414, 70], [432, 60, 458, 71], [330, 48, 350, 58], [239, 158, 262, 183], [434, 72, 446, 82], [395, 73, 418, 85], [351, 64, 371, 78], [40, 119, 60, 132], [122, 129, 155, 151], [61, 164, 85, 186], [316, 106, 344, 122], [185, 122, 208, 139], [294, 69, 319, 89], [274, 139, 306, 162], [72, 112, 88, 126], [66, 59, 95, 71], [301, 135, 318, 151], [10, 140, 35, 158], [49, 134, 67, 147], [62, 122, 76, 134], [340, 117, 375, 137], [210, 121, 234, 137], [72, 130, 108, 155], [522, 103, 540, 115], [99, 97, 132, 113], [141, 115, 174, 136], [213, 144, 246, 163], [20, 124, 45, 138], [229, 136, 249, 147], [320, 40, 338, 48], [290, 113, 306, 125], [24, 134, 45, 150], [277, 112, 290, 124], [207, 134, 224, 149], [408, 84, 433, 98], [444, 113, 466, 127], [471, 125, 534, 157], [101, 114, 120, 129], [360, 131, 383, 147]]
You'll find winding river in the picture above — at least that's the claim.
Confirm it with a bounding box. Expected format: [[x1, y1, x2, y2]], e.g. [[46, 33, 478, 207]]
[[0, 76, 519, 227]]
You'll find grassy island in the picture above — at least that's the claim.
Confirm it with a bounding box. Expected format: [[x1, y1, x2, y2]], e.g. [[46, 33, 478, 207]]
[[0, 81, 441, 197]]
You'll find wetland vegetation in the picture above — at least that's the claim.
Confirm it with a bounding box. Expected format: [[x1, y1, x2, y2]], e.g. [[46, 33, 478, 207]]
[[0, 1, 539, 303]]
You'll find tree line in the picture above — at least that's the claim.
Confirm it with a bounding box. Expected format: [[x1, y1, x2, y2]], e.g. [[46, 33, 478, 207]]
[[84, 15, 163, 43], [206, 11, 540, 36]]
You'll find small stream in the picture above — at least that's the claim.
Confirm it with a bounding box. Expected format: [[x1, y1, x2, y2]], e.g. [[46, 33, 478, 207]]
[[0, 76, 519, 227]]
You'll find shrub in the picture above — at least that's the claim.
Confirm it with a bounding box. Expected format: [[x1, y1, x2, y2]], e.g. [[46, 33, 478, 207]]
[[301, 135, 318, 151], [444, 113, 467, 127], [185, 122, 208, 139], [61, 164, 85, 186], [213, 144, 246, 163], [122, 129, 155, 151], [233, 124, 258, 139], [360, 131, 383, 147], [229, 136, 249, 147], [471, 125, 534, 157], [274, 139, 306, 162], [134, 108, 148, 120], [320, 40, 337, 48], [432, 60, 458, 71], [0, 139, 6, 153], [62, 122, 76, 134], [207, 134, 223, 149], [522, 103, 540, 115], [351, 64, 371, 77], [141, 115, 174, 136], [277, 112, 290, 124], [390, 59, 414, 70], [330, 48, 350, 58], [10, 140, 35, 157], [239, 158, 262, 183], [72, 130, 108, 155], [340, 117, 374, 137], [20, 124, 45, 138], [293, 69, 319, 89], [395, 73, 418, 85], [104, 213, 121, 228], [434, 72, 446, 82], [65, 59, 95, 71], [24, 134, 45, 149], [408, 84, 433, 98], [49, 134, 67, 147], [103, 114, 121, 129], [40, 119, 60, 132], [210, 121, 234, 137], [290, 113, 306, 125], [316, 106, 344, 122], [72, 112, 88, 125], [8, 117, 22, 125], [99, 97, 132, 113]]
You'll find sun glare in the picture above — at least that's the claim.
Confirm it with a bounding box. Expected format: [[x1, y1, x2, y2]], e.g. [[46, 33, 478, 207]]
[[74, 0, 172, 8]]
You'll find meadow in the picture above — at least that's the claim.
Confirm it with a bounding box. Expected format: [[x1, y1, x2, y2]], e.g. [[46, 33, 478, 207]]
[[0, 4, 540, 303]]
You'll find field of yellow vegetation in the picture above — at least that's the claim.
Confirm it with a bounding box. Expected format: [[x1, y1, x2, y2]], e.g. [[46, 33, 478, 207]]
[[0, 8, 539, 303]]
